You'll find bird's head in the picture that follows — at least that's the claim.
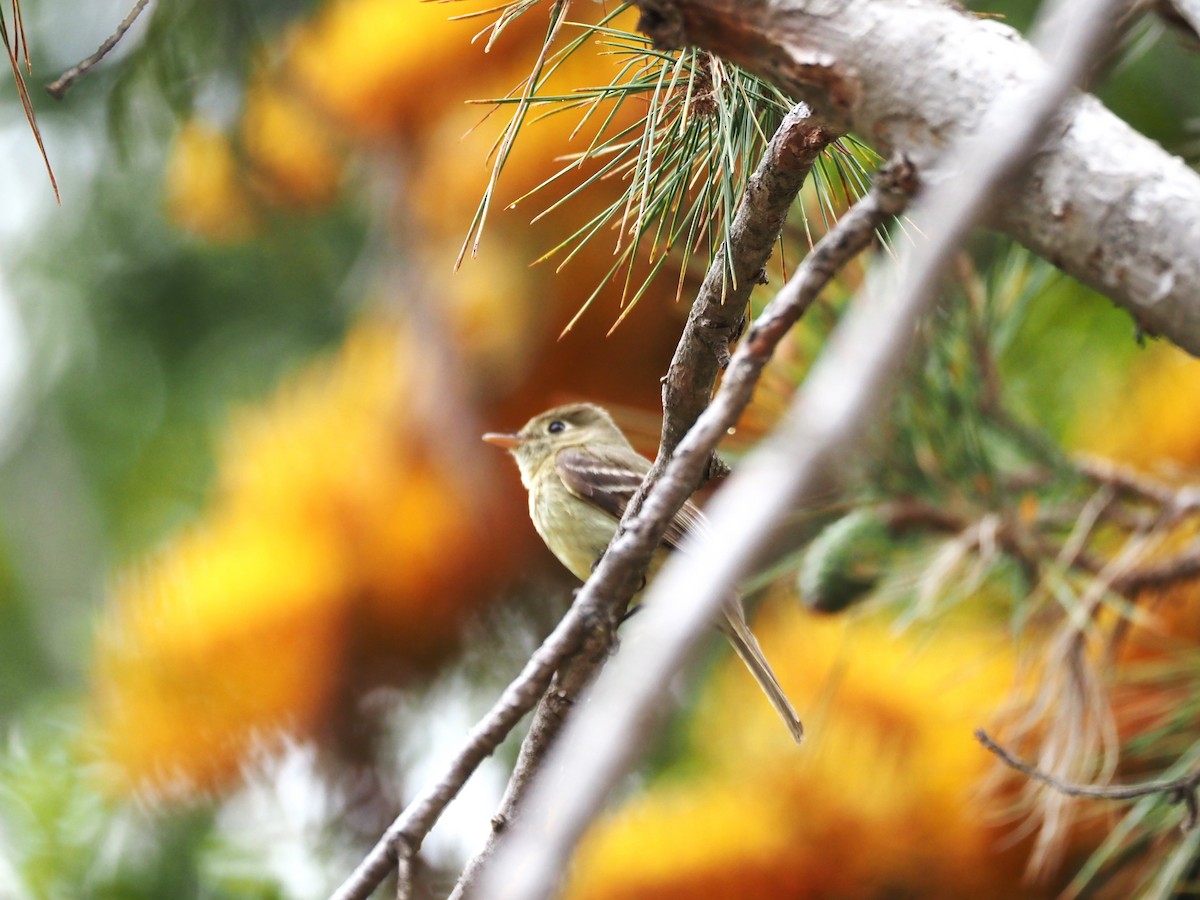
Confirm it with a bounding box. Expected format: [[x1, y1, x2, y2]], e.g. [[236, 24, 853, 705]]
[[483, 403, 630, 485]]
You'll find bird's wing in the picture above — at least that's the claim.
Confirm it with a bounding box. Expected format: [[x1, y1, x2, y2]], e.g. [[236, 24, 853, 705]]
[[554, 446, 707, 550]]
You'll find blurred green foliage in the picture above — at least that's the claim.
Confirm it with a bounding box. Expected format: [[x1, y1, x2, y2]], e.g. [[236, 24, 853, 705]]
[[1, 15, 366, 714], [2, 6, 364, 893]]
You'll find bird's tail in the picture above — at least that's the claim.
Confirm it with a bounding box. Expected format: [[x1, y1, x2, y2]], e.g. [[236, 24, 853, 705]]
[[720, 601, 805, 745]]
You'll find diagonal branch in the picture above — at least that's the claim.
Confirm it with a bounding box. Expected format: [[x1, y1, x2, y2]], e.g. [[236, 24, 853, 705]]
[[977, 730, 1200, 832], [658, 101, 838, 479], [473, 151, 915, 900], [633, 0, 1200, 357], [446, 103, 848, 900], [45, 0, 150, 100], [331, 117, 909, 900], [473, 0, 1127, 896], [331, 81, 850, 900], [445, 628, 610, 900]]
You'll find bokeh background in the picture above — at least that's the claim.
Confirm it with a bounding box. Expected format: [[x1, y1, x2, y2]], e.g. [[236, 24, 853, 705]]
[[1, 0, 1199, 897]]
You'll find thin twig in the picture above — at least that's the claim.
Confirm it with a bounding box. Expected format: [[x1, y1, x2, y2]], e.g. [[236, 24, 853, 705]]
[[657, 101, 839, 480], [1077, 455, 1200, 523], [976, 729, 1200, 831], [1110, 535, 1200, 594], [474, 0, 1125, 894], [45, 0, 150, 99]]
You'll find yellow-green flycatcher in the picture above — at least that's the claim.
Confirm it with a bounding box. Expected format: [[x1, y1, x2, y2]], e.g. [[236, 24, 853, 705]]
[[484, 402, 804, 744]]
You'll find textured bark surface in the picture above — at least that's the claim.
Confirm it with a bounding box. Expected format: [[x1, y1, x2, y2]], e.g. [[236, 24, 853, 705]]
[[635, 0, 1200, 354], [657, 104, 836, 478]]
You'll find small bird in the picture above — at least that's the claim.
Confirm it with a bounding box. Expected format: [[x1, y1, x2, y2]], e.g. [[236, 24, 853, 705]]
[[483, 402, 804, 744]]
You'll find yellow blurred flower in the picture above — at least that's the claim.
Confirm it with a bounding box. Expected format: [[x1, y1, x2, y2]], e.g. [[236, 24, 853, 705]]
[[240, 75, 344, 209], [1075, 343, 1200, 471], [93, 516, 347, 795], [90, 319, 522, 795], [161, 0, 696, 417], [164, 121, 261, 241], [564, 606, 1069, 899], [287, 0, 540, 138]]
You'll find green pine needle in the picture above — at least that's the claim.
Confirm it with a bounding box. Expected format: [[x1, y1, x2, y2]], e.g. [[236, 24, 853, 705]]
[[456, 1, 874, 329]]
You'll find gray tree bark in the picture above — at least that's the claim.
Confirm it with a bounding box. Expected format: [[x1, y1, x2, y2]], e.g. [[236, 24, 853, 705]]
[[634, 0, 1200, 354]]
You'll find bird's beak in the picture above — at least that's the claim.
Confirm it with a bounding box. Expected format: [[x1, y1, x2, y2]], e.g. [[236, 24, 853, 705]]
[[482, 431, 523, 450]]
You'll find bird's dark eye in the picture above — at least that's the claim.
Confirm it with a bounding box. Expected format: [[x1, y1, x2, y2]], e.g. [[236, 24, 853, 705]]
[[547, 420, 566, 434]]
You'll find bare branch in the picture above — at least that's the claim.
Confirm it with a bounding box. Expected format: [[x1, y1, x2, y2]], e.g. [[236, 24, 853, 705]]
[[45, 0, 150, 100], [333, 78, 850, 900], [1077, 455, 1200, 522], [1110, 536, 1200, 595], [473, 155, 916, 899], [446, 625, 611, 900], [474, 0, 1126, 895], [976, 729, 1200, 832], [395, 851, 413, 900], [658, 101, 839, 479], [450, 104, 843, 900]]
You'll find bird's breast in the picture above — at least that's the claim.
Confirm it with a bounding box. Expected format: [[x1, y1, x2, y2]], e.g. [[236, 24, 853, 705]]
[[530, 486, 620, 584]]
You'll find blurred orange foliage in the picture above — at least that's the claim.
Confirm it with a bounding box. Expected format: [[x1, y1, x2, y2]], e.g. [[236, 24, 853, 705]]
[[121, 0, 703, 795], [287, 0, 545, 138], [164, 121, 261, 242], [123, 12, 1200, 897], [563, 606, 1078, 899], [90, 320, 526, 793], [1075, 344, 1200, 472], [241, 74, 345, 208], [1074, 343, 1200, 655]]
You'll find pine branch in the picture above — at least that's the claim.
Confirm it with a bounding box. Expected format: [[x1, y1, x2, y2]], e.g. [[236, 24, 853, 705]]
[[631, 0, 1200, 357], [473, 149, 916, 900], [1, 0, 58, 201], [446, 630, 611, 900], [459, 6, 872, 329], [327, 608, 602, 900], [449, 99, 855, 900]]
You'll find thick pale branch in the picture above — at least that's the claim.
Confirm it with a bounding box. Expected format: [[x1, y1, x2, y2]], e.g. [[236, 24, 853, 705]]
[[633, 0, 1200, 355]]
